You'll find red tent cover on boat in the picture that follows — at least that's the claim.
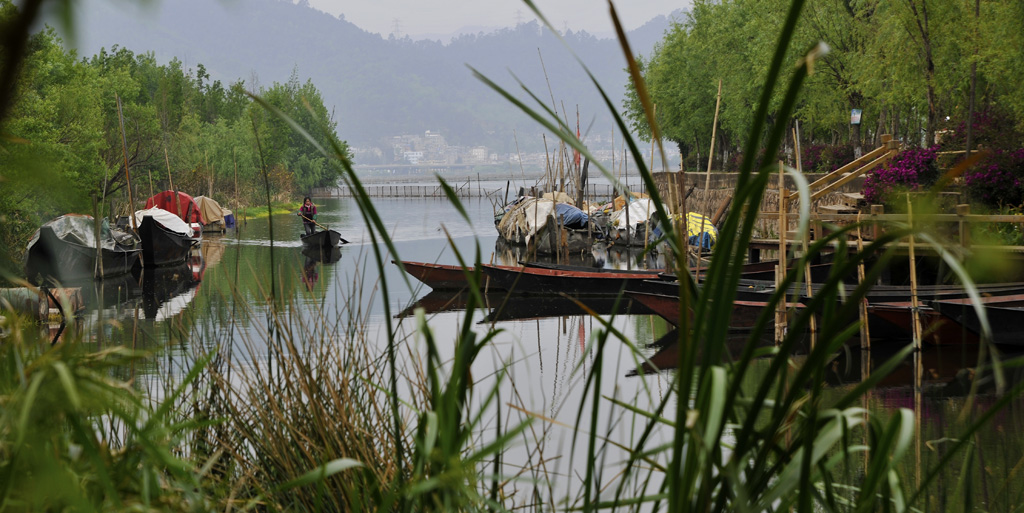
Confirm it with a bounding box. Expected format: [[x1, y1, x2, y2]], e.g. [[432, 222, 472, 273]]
[[144, 191, 205, 225]]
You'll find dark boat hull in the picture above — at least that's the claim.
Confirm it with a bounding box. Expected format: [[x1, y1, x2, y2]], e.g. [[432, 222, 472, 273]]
[[25, 226, 141, 283], [930, 294, 1024, 346], [481, 264, 673, 295], [139, 215, 194, 268], [300, 229, 342, 249]]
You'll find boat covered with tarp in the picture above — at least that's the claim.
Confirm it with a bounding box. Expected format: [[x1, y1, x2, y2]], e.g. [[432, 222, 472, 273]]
[[145, 190, 205, 226], [133, 207, 200, 268], [193, 195, 234, 232], [25, 214, 141, 283], [495, 193, 602, 256]]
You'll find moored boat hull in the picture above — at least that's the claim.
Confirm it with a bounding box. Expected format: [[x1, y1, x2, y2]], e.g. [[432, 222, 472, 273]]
[[139, 215, 195, 268], [25, 224, 140, 284]]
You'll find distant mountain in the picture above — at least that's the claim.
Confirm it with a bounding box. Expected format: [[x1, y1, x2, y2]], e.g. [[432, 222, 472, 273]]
[[58, 0, 678, 152]]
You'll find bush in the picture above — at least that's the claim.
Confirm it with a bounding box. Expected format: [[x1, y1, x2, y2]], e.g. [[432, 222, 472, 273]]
[[964, 149, 1024, 207], [863, 146, 939, 205], [801, 143, 854, 173]]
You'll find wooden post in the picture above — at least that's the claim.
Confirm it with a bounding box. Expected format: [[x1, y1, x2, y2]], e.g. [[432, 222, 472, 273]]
[[957, 203, 971, 250], [871, 204, 885, 240], [115, 95, 138, 232]]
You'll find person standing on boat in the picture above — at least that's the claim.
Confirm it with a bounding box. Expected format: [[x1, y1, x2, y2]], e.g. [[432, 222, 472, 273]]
[[299, 197, 317, 235]]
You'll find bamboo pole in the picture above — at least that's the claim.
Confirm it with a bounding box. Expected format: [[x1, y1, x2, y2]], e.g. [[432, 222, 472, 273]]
[[703, 79, 722, 195], [776, 161, 788, 345], [856, 213, 870, 350], [907, 194, 922, 349], [115, 95, 138, 232]]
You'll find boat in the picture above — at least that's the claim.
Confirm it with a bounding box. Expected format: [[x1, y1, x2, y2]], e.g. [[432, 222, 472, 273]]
[[193, 195, 233, 233], [300, 229, 344, 249], [134, 207, 200, 268], [480, 263, 674, 295], [523, 261, 665, 276], [639, 276, 1024, 305], [632, 277, 1024, 344], [866, 302, 979, 345], [495, 197, 604, 256], [24, 214, 142, 284], [145, 190, 205, 227], [627, 289, 804, 328], [395, 261, 517, 291], [929, 294, 1024, 346]]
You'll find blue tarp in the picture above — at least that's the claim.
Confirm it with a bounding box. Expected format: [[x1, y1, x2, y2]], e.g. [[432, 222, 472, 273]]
[[554, 203, 589, 229]]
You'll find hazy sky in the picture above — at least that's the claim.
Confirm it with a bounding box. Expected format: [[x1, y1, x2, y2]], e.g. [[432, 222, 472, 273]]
[[308, 0, 687, 39]]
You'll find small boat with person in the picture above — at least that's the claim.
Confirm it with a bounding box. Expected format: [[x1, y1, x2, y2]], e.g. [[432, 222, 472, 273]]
[[300, 229, 345, 249]]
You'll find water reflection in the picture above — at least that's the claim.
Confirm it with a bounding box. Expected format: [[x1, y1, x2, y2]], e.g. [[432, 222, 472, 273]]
[[397, 289, 655, 323]]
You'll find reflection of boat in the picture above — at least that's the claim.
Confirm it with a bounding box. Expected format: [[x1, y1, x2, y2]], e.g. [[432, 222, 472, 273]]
[[300, 229, 344, 249], [134, 209, 199, 267], [302, 245, 342, 263], [397, 289, 655, 322], [139, 263, 199, 321], [930, 294, 1024, 346], [25, 214, 141, 283], [74, 271, 143, 309]]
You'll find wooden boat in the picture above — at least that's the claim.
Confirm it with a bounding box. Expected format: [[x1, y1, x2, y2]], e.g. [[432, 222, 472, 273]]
[[639, 276, 1024, 305], [395, 261, 517, 291], [627, 289, 804, 328], [24, 214, 141, 284], [866, 302, 979, 345], [929, 294, 1024, 346], [300, 229, 343, 249], [480, 263, 674, 295], [523, 261, 665, 276], [136, 210, 199, 268]]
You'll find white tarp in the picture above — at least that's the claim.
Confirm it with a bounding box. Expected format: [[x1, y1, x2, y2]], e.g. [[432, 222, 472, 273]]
[[610, 198, 664, 228], [134, 207, 193, 236], [497, 198, 556, 245]]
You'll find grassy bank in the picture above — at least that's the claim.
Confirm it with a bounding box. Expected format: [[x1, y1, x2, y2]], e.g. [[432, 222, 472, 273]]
[[233, 201, 301, 220]]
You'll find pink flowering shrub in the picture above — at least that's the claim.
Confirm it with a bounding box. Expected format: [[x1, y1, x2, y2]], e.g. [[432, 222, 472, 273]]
[[964, 149, 1024, 207], [863, 146, 939, 204]]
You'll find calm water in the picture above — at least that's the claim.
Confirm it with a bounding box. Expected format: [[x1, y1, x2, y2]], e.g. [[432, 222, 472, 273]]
[[62, 196, 1024, 507]]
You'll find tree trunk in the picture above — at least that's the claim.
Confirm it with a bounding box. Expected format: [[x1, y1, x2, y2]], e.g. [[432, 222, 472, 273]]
[[908, 0, 937, 146]]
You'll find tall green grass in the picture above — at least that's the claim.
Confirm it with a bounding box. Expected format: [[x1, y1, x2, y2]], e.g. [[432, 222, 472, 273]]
[[3, 0, 1024, 511]]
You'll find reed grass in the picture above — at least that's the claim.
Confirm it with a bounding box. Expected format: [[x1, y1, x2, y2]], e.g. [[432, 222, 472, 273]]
[[3, 0, 1024, 511]]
